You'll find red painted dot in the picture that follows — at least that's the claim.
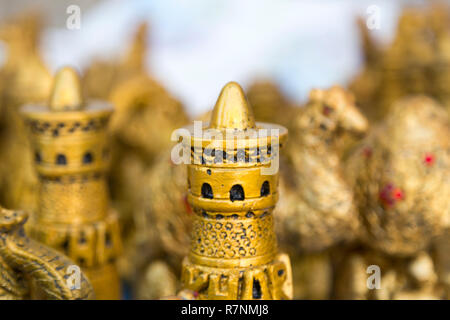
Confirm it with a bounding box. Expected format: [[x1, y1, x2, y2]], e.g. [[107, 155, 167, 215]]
[[193, 291, 199, 298], [392, 188, 404, 200], [423, 153, 435, 166], [379, 183, 404, 207], [322, 106, 332, 116], [379, 185, 392, 206], [183, 194, 192, 215], [362, 147, 372, 158]]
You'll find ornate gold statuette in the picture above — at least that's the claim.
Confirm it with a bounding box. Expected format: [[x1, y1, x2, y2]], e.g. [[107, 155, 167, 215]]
[[0, 206, 94, 300], [21, 67, 122, 299], [180, 82, 293, 300]]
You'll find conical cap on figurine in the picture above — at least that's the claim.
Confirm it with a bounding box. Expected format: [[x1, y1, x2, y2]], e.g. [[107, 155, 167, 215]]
[[209, 81, 256, 130], [21, 66, 114, 177], [185, 82, 287, 149], [22, 66, 113, 116], [183, 81, 287, 167], [49, 67, 84, 111]]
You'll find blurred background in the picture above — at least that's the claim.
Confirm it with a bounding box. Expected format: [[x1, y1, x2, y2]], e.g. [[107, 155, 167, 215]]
[[0, 0, 420, 115]]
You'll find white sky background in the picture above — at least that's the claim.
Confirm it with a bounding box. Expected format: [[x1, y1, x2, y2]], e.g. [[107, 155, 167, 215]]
[[40, 0, 418, 117]]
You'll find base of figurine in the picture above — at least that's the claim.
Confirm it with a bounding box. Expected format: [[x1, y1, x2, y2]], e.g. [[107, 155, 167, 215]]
[[181, 252, 293, 300]]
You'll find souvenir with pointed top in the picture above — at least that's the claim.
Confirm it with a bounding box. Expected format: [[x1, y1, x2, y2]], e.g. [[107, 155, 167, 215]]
[[21, 67, 122, 299], [179, 82, 293, 300]]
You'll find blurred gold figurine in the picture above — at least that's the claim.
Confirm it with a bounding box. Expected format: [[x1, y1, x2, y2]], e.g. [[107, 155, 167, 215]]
[[350, 3, 450, 121], [0, 13, 52, 213], [21, 67, 122, 299], [336, 95, 450, 300], [0, 206, 94, 300], [180, 82, 293, 300]]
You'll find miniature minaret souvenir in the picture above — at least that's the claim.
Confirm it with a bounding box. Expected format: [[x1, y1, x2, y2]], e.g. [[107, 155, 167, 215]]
[[21, 67, 122, 299], [180, 82, 293, 300]]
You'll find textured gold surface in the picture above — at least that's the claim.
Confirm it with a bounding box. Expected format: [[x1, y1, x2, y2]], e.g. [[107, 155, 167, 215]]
[[277, 86, 367, 252], [247, 80, 298, 128], [21, 67, 122, 299], [0, 207, 94, 300], [81, 22, 190, 294], [49, 67, 84, 111], [350, 3, 450, 122], [346, 96, 450, 256], [180, 82, 292, 300], [333, 247, 445, 299], [0, 6, 448, 301], [210, 82, 256, 130], [434, 230, 450, 299], [137, 260, 178, 299], [0, 12, 52, 212]]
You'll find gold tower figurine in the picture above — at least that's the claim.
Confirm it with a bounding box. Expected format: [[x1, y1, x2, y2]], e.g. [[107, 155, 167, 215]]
[[180, 82, 293, 300], [0, 206, 94, 300], [21, 67, 122, 299]]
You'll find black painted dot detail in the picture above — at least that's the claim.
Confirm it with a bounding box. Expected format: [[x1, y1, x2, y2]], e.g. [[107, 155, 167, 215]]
[[252, 279, 262, 299], [83, 152, 94, 164], [56, 154, 67, 165], [230, 185, 245, 201], [201, 183, 213, 199], [246, 212, 255, 218], [260, 181, 270, 197], [35, 152, 42, 163]]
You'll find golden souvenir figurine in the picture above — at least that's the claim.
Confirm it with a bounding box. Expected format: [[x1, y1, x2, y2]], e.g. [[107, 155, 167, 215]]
[[349, 3, 450, 122], [346, 95, 449, 256], [95, 23, 189, 288], [0, 206, 94, 300], [332, 95, 450, 300], [246, 80, 298, 129], [256, 86, 367, 299], [21, 67, 122, 300], [0, 12, 52, 213], [277, 86, 368, 252], [180, 82, 293, 300]]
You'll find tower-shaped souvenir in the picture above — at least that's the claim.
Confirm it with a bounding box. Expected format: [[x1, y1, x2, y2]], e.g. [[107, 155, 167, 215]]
[[180, 82, 293, 299], [22, 67, 122, 299]]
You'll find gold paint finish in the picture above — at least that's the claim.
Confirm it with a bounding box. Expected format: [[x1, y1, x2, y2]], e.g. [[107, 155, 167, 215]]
[[49, 67, 84, 111], [0, 12, 52, 213], [21, 67, 122, 299], [0, 207, 94, 300], [346, 96, 450, 256], [180, 82, 292, 300], [210, 82, 256, 130], [276, 86, 366, 252], [349, 3, 450, 121]]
